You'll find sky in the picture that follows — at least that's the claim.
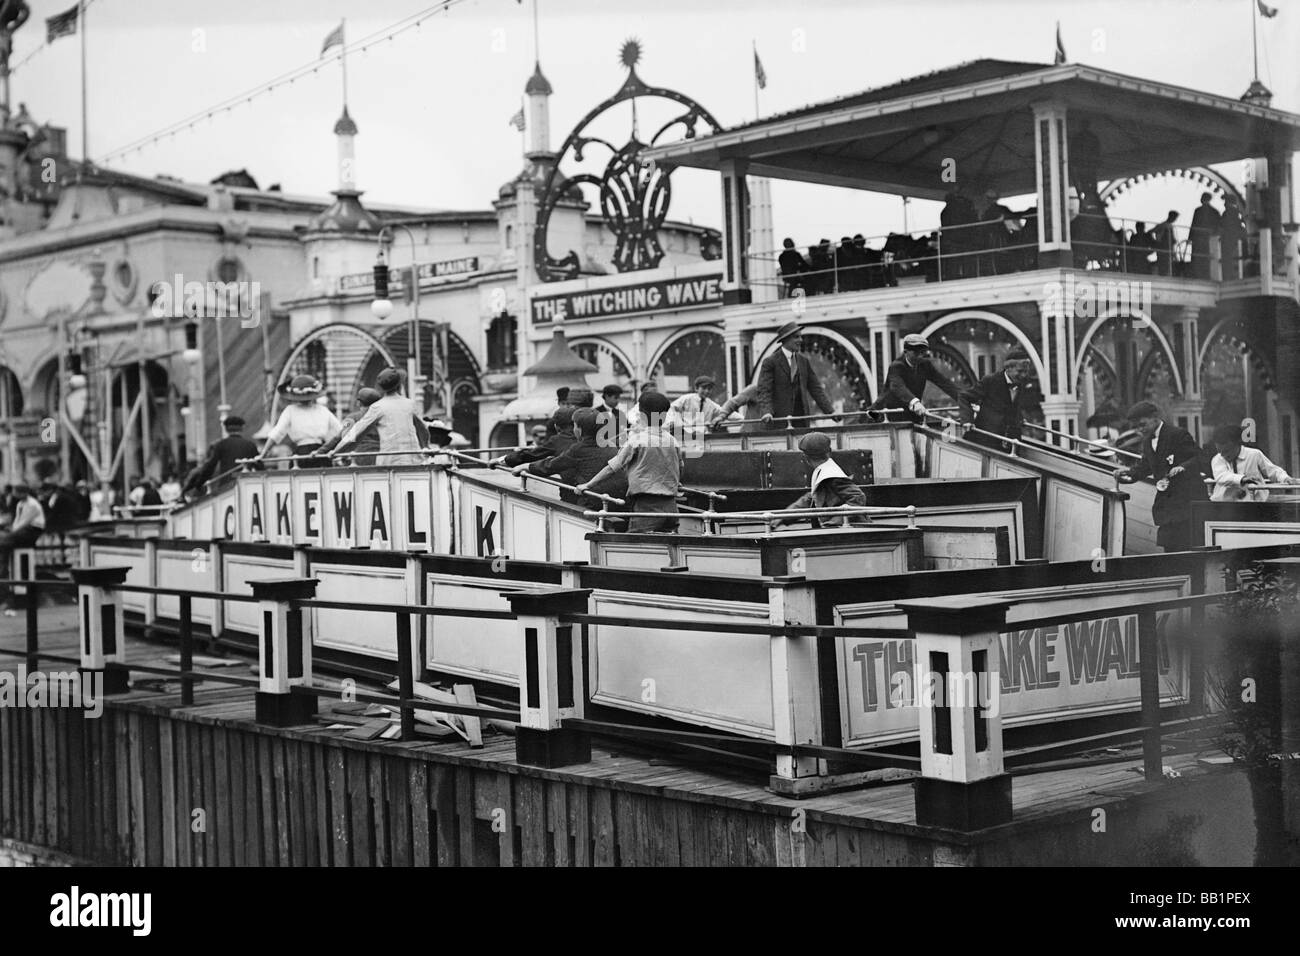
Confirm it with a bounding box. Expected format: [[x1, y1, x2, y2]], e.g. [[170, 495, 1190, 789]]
[[10, 0, 1299, 247]]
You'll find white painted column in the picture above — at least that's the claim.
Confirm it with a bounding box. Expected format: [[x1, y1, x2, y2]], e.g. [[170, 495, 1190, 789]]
[[767, 579, 825, 792], [719, 158, 752, 305], [1032, 101, 1073, 268]]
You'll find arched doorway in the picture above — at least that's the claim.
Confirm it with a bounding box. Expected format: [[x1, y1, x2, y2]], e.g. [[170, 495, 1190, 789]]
[[281, 324, 396, 418], [109, 361, 176, 486], [1074, 315, 1183, 428], [649, 328, 728, 403], [379, 324, 482, 440], [921, 312, 1047, 392], [1200, 324, 1293, 471]]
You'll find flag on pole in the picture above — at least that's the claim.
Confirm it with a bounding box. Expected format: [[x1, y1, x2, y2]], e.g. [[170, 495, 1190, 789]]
[[1054, 22, 1067, 64], [46, 4, 79, 43], [1257, 0, 1278, 17], [321, 21, 345, 57], [753, 48, 767, 89], [509, 107, 526, 131]]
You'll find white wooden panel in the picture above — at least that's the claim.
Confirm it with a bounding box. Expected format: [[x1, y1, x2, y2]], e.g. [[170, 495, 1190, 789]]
[[989, 459, 1038, 481], [264, 474, 294, 543], [210, 490, 238, 540], [553, 512, 594, 563], [290, 473, 326, 547], [311, 565, 407, 659], [1043, 480, 1105, 561], [87, 545, 149, 614], [355, 473, 393, 548], [462, 486, 503, 558], [1205, 522, 1300, 549], [320, 474, 358, 549], [393, 474, 434, 552], [591, 542, 674, 570], [504, 497, 549, 562], [191, 500, 214, 541], [156, 549, 215, 624], [747, 434, 793, 451], [425, 575, 530, 682], [931, 439, 984, 479], [239, 475, 269, 540], [221, 555, 296, 633], [704, 436, 745, 452], [677, 547, 763, 577], [590, 592, 773, 736], [840, 431, 894, 479]]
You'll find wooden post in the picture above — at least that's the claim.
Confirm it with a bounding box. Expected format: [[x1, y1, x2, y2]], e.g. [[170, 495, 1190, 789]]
[[69, 565, 132, 695], [898, 595, 1012, 830], [248, 577, 318, 726], [142, 539, 158, 628], [10, 546, 35, 602], [766, 577, 826, 795], [1256, 558, 1300, 842], [502, 588, 592, 768], [1137, 608, 1162, 782]]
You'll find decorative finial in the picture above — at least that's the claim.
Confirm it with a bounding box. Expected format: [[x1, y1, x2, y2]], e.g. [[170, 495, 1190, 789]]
[[619, 38, 642, 70]]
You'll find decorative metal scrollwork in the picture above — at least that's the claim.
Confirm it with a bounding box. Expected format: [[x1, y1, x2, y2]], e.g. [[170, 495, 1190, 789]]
[[534, 39, 723, 283]]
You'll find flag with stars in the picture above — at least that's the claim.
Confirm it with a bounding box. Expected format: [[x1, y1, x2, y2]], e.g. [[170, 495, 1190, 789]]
[[1258, 1, 1278, 17], [753, 48, 767, 89], [46, 4, 79, 43], [509, 107, 526, 131]]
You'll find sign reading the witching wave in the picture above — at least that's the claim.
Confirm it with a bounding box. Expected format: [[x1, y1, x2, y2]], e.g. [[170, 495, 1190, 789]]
[[531, 274, 724, 323], [834, 579, 1192, 747]]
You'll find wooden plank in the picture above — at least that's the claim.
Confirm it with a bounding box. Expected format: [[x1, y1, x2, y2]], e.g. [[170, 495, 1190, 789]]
[[452, 684, 484, 748], [725, 806, 747, 867], [327, 746, 349, 866], [300, 740, 321, 867], [807, 816, 839, 867], [0, 710, 13, 843], [547, 780, 569, 867], [211, 727, 232, 867], [142, 716, 163, 867], [200, 722, 219, 866], [388, 758, 413, 867], [567, 783, 590, 868], [590, 785, 616, 867], [675, 801, 700, 867], [517, 776, 547, 867], [157, 719, 177, 866], [348, 748, 373, 866], [272, 736, 292, 866], [431, 763, 457, 867], [54, 708, 69, 851], [31, 705, 46, 848], [454, 763, 475, 866], [226, 728, 246, 868], [114, 712, 132, 863], [705, 805, 728, 867], [283, 739, 306, 868], [369, 753, 390, 867], [190, 722, 208, 867], [409, 762, 431, 867], [257, 733, 276, 867]]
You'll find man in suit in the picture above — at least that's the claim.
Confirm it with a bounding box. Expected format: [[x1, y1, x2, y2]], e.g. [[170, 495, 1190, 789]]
[[960, 348, 1043, 452], [1189, 192, 1221, 280], [596, 384, 628, 448], [1117, 401, 1207, 552], [870, 334, 964, 423], [777, 238, 808, 297], [183, 415, 262, 497], [755, 322, 836, 429]]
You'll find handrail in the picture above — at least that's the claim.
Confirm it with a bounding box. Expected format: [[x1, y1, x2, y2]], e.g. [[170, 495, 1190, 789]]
[[441, 448, 626, 507], [715, 405, 960, 429], [111, 503, 180, 515], [1202, 478, 1300, 490], [585, 503, 918, 532], [1021, 421, 1143, 462]]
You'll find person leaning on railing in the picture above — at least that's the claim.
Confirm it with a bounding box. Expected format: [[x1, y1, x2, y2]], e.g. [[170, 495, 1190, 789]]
[[576, 391, 682, 533], [183, 415, 262, 497], [316, 388, 383, 467], [0, 483, 44, 611], [497, 406, 577, 468], [1116, 400, 1206, 552], [516, 408, 628, 507], [773, 432, 868, 529], [709, 382, 758, 430], [331, 369, 429, 468], [1208, 423, 1300, 503], [869, 334, 963, 423]]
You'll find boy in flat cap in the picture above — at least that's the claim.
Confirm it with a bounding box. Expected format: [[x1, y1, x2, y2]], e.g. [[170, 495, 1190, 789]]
[[776, 432, 868, 528]]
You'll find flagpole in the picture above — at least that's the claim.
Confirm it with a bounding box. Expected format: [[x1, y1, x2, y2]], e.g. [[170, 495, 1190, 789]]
[[1251, 0, 1259, 82], [79, 0, 88, 162], [341, 18, 349, 108]]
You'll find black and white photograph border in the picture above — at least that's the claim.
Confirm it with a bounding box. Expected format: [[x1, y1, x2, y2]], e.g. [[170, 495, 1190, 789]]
[[0, 0, 1295, 901]]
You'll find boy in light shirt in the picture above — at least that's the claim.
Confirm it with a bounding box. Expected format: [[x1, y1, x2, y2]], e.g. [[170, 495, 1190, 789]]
[[577, 391, 682, 532], [1209, 423, 1299, 502]]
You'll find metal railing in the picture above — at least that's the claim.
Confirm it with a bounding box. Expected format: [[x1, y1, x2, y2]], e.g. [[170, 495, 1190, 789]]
[[584, 503, 917, 534], [1021, 421, 1143, 462]]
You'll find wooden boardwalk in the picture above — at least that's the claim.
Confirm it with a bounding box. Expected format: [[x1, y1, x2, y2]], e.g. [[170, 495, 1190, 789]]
[[0, 606, 1252, 866]]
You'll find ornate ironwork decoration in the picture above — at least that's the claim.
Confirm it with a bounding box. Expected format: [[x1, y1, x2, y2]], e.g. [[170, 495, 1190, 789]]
[[534, 39, 723, 283]]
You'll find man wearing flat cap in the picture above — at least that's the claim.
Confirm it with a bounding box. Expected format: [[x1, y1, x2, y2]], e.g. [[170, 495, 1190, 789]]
[[871, 334, 963, 423], [755, 322, 835, 429]]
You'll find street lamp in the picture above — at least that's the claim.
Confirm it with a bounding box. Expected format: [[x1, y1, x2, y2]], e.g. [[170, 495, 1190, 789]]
[[370, 223, 448, 416]]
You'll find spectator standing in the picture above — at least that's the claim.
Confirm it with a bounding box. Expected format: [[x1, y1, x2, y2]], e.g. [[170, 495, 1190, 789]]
[[960, 348, 1043, 451], [808, 239, 834, 294], [1209, 423, 1299, 502], [777, 238, 809, 297], [332, 368, 429, 467], [500, 406, 577, 468], [872, 334, 964, 423], [755, 322, 836, 428], [1220, 196, 1247, 280], [1189, 193, 1222, 280], [184, 415, 262, 496], [522, 408, 629, 506], [577, 391, 682, 533], [666, 376, 724, 442], [260, 375, 343, 469], [1149, 211, 1180, 276], [1117, 401, 1206, 551], [597, 384, 627, 447]]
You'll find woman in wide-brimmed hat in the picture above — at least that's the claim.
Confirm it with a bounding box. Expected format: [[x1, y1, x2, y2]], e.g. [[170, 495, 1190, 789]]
[[258, 375, 343, 469]]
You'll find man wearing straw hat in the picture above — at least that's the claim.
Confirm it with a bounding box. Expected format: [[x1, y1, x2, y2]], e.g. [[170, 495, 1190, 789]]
[[755, 321, 835, 429], [333, 368, 429, 467], [259, 375, 343, 469]]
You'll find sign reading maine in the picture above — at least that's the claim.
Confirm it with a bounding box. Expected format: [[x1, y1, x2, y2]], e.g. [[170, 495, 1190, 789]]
[[532, 274, 724, 323], [340, 256, 480, 292]]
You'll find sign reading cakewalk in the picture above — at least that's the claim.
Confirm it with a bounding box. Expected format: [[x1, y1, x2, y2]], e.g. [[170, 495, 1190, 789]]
[[531, 274, 723, 322]]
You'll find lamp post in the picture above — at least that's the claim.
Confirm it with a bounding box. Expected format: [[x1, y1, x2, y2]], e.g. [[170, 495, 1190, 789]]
[[370, 223, 448, 416]]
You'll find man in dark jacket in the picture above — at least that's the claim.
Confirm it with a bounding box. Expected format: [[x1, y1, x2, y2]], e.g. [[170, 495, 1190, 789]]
[[596, 384, 627, 448], [1188, 193, 1221, 280], [755, 322, 836, 428], [183, 416, 262, 497], [870, 334, 964, 423], [776, 432, 868, 528], [1117, 401, 1207, 552], [960, 348, 1043, 451], [777, 238, 809, 297], [522, 408, 629, 505], [500, 406, 577, 468]]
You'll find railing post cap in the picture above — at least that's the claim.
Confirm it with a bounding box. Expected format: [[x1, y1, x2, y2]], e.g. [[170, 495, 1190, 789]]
[[501, 587, 592, 615], [765, 575, 809, 588], [69, 565, 132, 586], [896, 596, 1011, 634], [248, 577, 319, 600]]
